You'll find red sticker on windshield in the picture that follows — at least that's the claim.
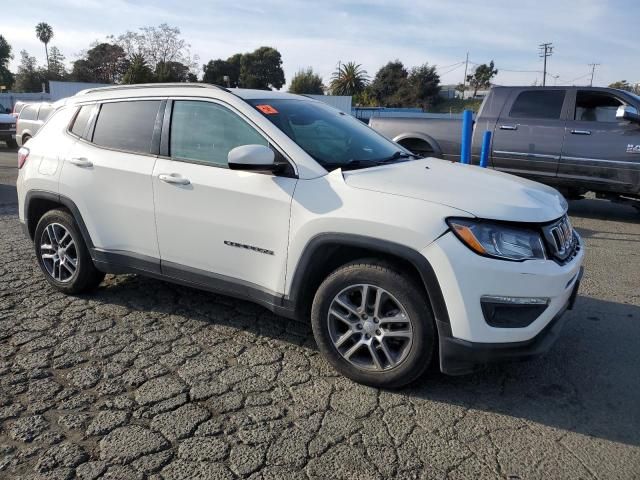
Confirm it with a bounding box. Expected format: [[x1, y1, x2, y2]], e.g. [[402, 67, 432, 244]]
[[256, 104, 279, 114]]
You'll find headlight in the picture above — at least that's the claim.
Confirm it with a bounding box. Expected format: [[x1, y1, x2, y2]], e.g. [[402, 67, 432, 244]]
[[447, 218, 546, 261]]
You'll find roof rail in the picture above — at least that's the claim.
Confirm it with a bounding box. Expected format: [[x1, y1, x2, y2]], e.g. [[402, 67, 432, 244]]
[[75, 83, 229, 96]]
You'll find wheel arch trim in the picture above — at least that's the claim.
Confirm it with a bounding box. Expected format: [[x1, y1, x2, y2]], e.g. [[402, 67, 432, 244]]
[[287, 233, 450, 325], [393, 132, 443, 157]]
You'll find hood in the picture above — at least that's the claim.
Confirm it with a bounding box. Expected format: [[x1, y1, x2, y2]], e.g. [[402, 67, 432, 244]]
[[0, 113, 15, 123], [342, 158, 567, 223]]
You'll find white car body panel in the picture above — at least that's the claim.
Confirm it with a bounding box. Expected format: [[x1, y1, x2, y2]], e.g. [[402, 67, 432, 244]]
[[152, 157, 297, 293]]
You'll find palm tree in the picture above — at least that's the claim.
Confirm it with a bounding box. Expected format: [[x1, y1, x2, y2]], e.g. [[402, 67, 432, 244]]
[[330, 62, 369, 96], [35, 22, 54, 71]]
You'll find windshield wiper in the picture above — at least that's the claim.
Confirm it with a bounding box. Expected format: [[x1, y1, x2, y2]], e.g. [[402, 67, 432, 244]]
[[376, 151, 422, 164], [322, 152, 423, 172]]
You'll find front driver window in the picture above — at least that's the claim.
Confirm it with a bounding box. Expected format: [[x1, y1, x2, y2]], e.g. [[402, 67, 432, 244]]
[[575, 91, 624, 122], [170, 101, 268, 167]]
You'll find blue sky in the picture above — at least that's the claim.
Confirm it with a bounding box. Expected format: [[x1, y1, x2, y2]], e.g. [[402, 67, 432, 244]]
[[3, 0, 640, 88]]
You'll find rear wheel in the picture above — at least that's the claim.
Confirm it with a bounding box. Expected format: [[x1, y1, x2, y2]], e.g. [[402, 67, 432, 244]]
[[311, 260, 435, 388], [34, 209, 105, 294]]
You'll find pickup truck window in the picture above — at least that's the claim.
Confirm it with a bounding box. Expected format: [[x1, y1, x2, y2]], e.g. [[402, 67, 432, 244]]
[[575, 91, 623, 122], [509, 90, 565, 120]]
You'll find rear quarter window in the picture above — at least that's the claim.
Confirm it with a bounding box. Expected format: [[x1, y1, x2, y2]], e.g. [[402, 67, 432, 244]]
[[70, 105, 93, 138], [92, 100, 161, 154]]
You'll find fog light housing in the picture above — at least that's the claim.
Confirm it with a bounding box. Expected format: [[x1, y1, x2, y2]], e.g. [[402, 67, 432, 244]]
[[481, 296, 549, 328]]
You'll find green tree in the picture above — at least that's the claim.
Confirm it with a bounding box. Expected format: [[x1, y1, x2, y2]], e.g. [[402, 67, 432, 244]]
[[289, 68, 324, 94], [35, 22, 54, 71], [466, 61, 498, 97], [155, 60, 189, 82], [15, 50, 45, 92], [47, 46, 66, 80], [330, 62, 368, 96], [0, 35, 15, 91], [369, 60, 410, 106], [408, 63, 440, 109], [239, 47, 285, 90], [122, 54, 154, 84], [203, 54, 242, 87], [71, 43, 129, 84], [609, 80, 640, 95]]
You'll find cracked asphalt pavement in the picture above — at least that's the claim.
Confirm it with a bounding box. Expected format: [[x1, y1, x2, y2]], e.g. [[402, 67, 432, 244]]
[[1, 145, 639, 479]]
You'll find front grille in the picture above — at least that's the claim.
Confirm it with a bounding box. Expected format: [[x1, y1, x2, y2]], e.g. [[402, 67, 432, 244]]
[[0, 123, 14, 131], [542, 215, 578, 262]]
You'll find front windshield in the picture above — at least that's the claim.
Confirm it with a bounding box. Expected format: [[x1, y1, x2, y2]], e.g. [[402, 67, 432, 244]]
[[248, 99, 410, 169]]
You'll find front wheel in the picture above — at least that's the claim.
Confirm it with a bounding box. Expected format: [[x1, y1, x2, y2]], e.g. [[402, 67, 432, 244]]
[[34, 209, 105, 294], [311, 260, 435, 388]]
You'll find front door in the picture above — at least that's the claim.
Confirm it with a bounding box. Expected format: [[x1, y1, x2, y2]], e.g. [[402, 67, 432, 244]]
[[492, 89, 569, 181], [152, 99, 297, 297], [559, 89, 640, 194]]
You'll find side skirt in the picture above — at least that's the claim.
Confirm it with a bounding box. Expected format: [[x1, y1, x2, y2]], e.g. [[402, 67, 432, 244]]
[[91, 249, 297, 319]]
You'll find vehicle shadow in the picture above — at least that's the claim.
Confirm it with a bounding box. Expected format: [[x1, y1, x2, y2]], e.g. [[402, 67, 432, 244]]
[[87, 274, 640, 448], [569, 197, 639, 224]]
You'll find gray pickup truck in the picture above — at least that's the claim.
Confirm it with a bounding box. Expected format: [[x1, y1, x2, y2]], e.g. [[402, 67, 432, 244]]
[[370, 86, 640, 209]]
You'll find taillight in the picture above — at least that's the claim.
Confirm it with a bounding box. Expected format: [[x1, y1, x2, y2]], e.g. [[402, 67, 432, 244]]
[[18, 147, 29, 169]]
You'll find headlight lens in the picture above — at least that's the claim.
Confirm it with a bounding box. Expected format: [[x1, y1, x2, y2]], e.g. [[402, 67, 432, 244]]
[[447, 218, 546, 261]]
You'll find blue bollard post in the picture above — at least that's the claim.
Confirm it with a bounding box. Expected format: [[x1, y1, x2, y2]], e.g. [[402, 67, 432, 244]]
[[479, 130, 492, 168], [460, 109, 473, 164]]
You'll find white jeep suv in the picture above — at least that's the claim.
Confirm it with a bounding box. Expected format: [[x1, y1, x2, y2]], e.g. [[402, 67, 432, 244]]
[[17, 84, 584, 387]]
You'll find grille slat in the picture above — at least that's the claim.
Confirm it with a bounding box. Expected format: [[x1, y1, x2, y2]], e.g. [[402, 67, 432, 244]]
[[542, 215, 577, 261]]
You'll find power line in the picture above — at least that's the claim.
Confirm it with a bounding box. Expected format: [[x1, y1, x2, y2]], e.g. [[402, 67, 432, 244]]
[[539, 42, 554, 86]]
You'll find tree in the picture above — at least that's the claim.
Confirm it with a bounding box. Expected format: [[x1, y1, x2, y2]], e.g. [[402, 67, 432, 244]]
[[122, 54, 154, 84], [71, 43, 129, 84], [609, 80, 640, 95], [330, 62, 368, 96], [15, 50, 45, 92], [155, 61, 189, 82], [35, 22, 54, 71], [47, 46, 66, 81], [289, 68, 324, 94], [369, 60, 409, 106], [203, 59, 236, 86], [466, 61, 498, 97], [111, 24, 198, 80], [239, 47, 285, 90], [0, 35, 15, 90], [408, 63, 440, 109]]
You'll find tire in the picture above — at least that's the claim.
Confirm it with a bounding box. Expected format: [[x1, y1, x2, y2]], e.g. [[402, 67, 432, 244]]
[[34, 209, 105, 294], [7, 138, 18, 149], [311, 260, 436, 388]]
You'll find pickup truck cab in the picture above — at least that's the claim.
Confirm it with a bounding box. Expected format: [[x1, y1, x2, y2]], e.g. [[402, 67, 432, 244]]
[[371, 86, 640, 209], [17, 84, 584, 387]]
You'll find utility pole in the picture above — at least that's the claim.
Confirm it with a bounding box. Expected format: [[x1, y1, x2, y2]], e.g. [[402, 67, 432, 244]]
[[588, 63, 600, 86], [461, 52, 469, 99], [539, 42, 553, 86]]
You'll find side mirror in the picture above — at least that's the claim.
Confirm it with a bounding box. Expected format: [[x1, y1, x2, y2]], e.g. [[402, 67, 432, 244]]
[[616, 105, 640, 123], [228, 144, 275, 171]]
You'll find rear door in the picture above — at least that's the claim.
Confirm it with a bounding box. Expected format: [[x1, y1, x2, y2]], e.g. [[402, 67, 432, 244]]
[[491, 89, 569, 180], [59, 99, 163, 264], [559, 89, 640, 194]]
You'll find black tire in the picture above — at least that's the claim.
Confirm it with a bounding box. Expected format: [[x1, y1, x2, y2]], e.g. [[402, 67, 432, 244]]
[[311, 260, 435, 388], [7, 138, 18, 149], [34, 209, 105, 294]]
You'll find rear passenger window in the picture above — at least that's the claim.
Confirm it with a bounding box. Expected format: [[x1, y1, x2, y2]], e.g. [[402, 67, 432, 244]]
[[510, 90, 566, 119], [92, 101, 161, 154], [20, 105, 38, 121], [70, 105, 92, 138], [170, 100, 267, 167]]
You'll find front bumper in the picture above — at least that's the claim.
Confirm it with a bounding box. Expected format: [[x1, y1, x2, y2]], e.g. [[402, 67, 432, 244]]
[[437, 267, 582, 375], [0, 131, 16, 141]]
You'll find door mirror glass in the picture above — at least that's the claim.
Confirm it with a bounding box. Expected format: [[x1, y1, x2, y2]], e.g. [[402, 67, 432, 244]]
[[616, 105, 640, 123], [228, 144, 275, 171]]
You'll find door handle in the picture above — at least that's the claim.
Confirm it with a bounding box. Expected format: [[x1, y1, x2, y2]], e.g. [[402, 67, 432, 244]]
[[69, 157, 93, 167], [159, 173, 191, 185], [499, 125, 518, 131], [570, 129, 591, 135]]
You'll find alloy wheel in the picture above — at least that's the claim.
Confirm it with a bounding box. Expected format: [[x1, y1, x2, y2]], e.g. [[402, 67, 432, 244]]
[[39, 223, 78, 283], [327, 284, 414, 371]]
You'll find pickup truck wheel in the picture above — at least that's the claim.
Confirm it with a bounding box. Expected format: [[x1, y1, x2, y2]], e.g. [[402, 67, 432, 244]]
[[311, 260, 435, 388], [34, 209, 105, 294]]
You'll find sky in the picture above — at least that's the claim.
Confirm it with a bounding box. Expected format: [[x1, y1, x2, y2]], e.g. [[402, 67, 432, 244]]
[[2, 0, 640, 89]]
